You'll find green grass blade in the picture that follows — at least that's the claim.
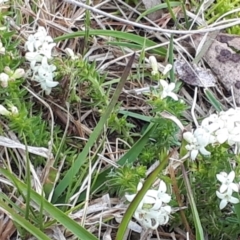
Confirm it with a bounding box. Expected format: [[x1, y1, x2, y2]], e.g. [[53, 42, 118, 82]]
[[118, 110, 152, 122], [54, 30, 166, 56], [0, 196, 51, 240], [116, 151, 174, 240], [182, 165, 204, 240], [0, 168, 98, 240], [204, 88, 223, 112], [136, 2, 181, 22], [168, 34, 175, 82], [52, 53, 136, 203]]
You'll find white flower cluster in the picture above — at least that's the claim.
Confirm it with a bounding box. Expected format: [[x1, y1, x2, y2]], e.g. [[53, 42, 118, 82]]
[[216, 171, 239, 210], [183, 108, 240, 160], [25, 27, 58, 95], [149, 56, 178, 101], [125, 180, 171, 229]]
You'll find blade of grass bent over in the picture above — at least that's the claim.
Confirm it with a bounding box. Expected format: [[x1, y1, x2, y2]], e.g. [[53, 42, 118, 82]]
[[116, 150, 175, 240], [53, 53, 136, 203], [54, 30, 166, 56]]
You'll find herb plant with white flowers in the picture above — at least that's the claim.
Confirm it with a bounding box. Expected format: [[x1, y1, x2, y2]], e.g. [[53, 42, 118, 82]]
[[2, 2, 240, 240]]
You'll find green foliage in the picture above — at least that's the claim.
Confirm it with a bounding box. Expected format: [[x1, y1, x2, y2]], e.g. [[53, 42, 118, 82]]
[[179, 144, 240, 239], [108, 164, 146, 195], [54, 56, 108, 107], [205, 0, 240, 34], [108, 112, 135, 143]]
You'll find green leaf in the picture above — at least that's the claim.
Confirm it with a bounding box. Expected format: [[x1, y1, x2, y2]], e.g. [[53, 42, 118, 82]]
[[54, 30, 166, 56], [136, 2, 181, 22], [204, 88, 223, 112]]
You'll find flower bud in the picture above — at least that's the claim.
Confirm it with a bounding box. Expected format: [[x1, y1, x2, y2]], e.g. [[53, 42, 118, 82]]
[[149, 56, 159, 76], [65, 48, 78, 60], [0, 72, 9, 87], [4, 66, 13, 75], [10, 105, 19, 116], [0, 41, 5, 55], [12, 68, 25, 80], [0, 105, 10, 116]]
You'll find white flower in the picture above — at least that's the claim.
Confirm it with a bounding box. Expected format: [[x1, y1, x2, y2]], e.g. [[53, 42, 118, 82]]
[[216, 188, 239, 210], [34, 27, 54, 43], [125, 180, 171, 229], [34, 57, 56, 81], [216, 171, 239, 193], [38, 41, 56, 59], [39, 79, 59, 95], [149, 56, 159, 76], [0, 105, 10, 116], [25, 34, 42, 52], [183, 128, 211, 160], [25, 27, 54, 52], [159, 80, 178, 101], [0, 72, 9, 87], [33, 57, 58, 95], [157, 180, 171, 204], [134, 207, 171, 229]]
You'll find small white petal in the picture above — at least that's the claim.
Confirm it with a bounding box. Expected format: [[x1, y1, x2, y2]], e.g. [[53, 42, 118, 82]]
[[125, 194, 136, 202], [160, 80, 168, 88], [45, 80, 59, 88], [167, 92, 178, 101], [216, 172, 227, 183], [162, 64, 172, 75], [183, 132, 195, 143], [229, 196, 239, 204], [158, 180, 167, 193], [168, 82, 176, 91], [228, 171, 235, 182], [216, 128, 229, 144], [230, 183, 239, 192], [199, 147, 210, 156], [219, 184, 228, 193], [191, 149, 199, 160], [159, 193, 171, 203], [216, 191, 225, 199], [137, 182, 143, 191], [219, 199, 228, 210]]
